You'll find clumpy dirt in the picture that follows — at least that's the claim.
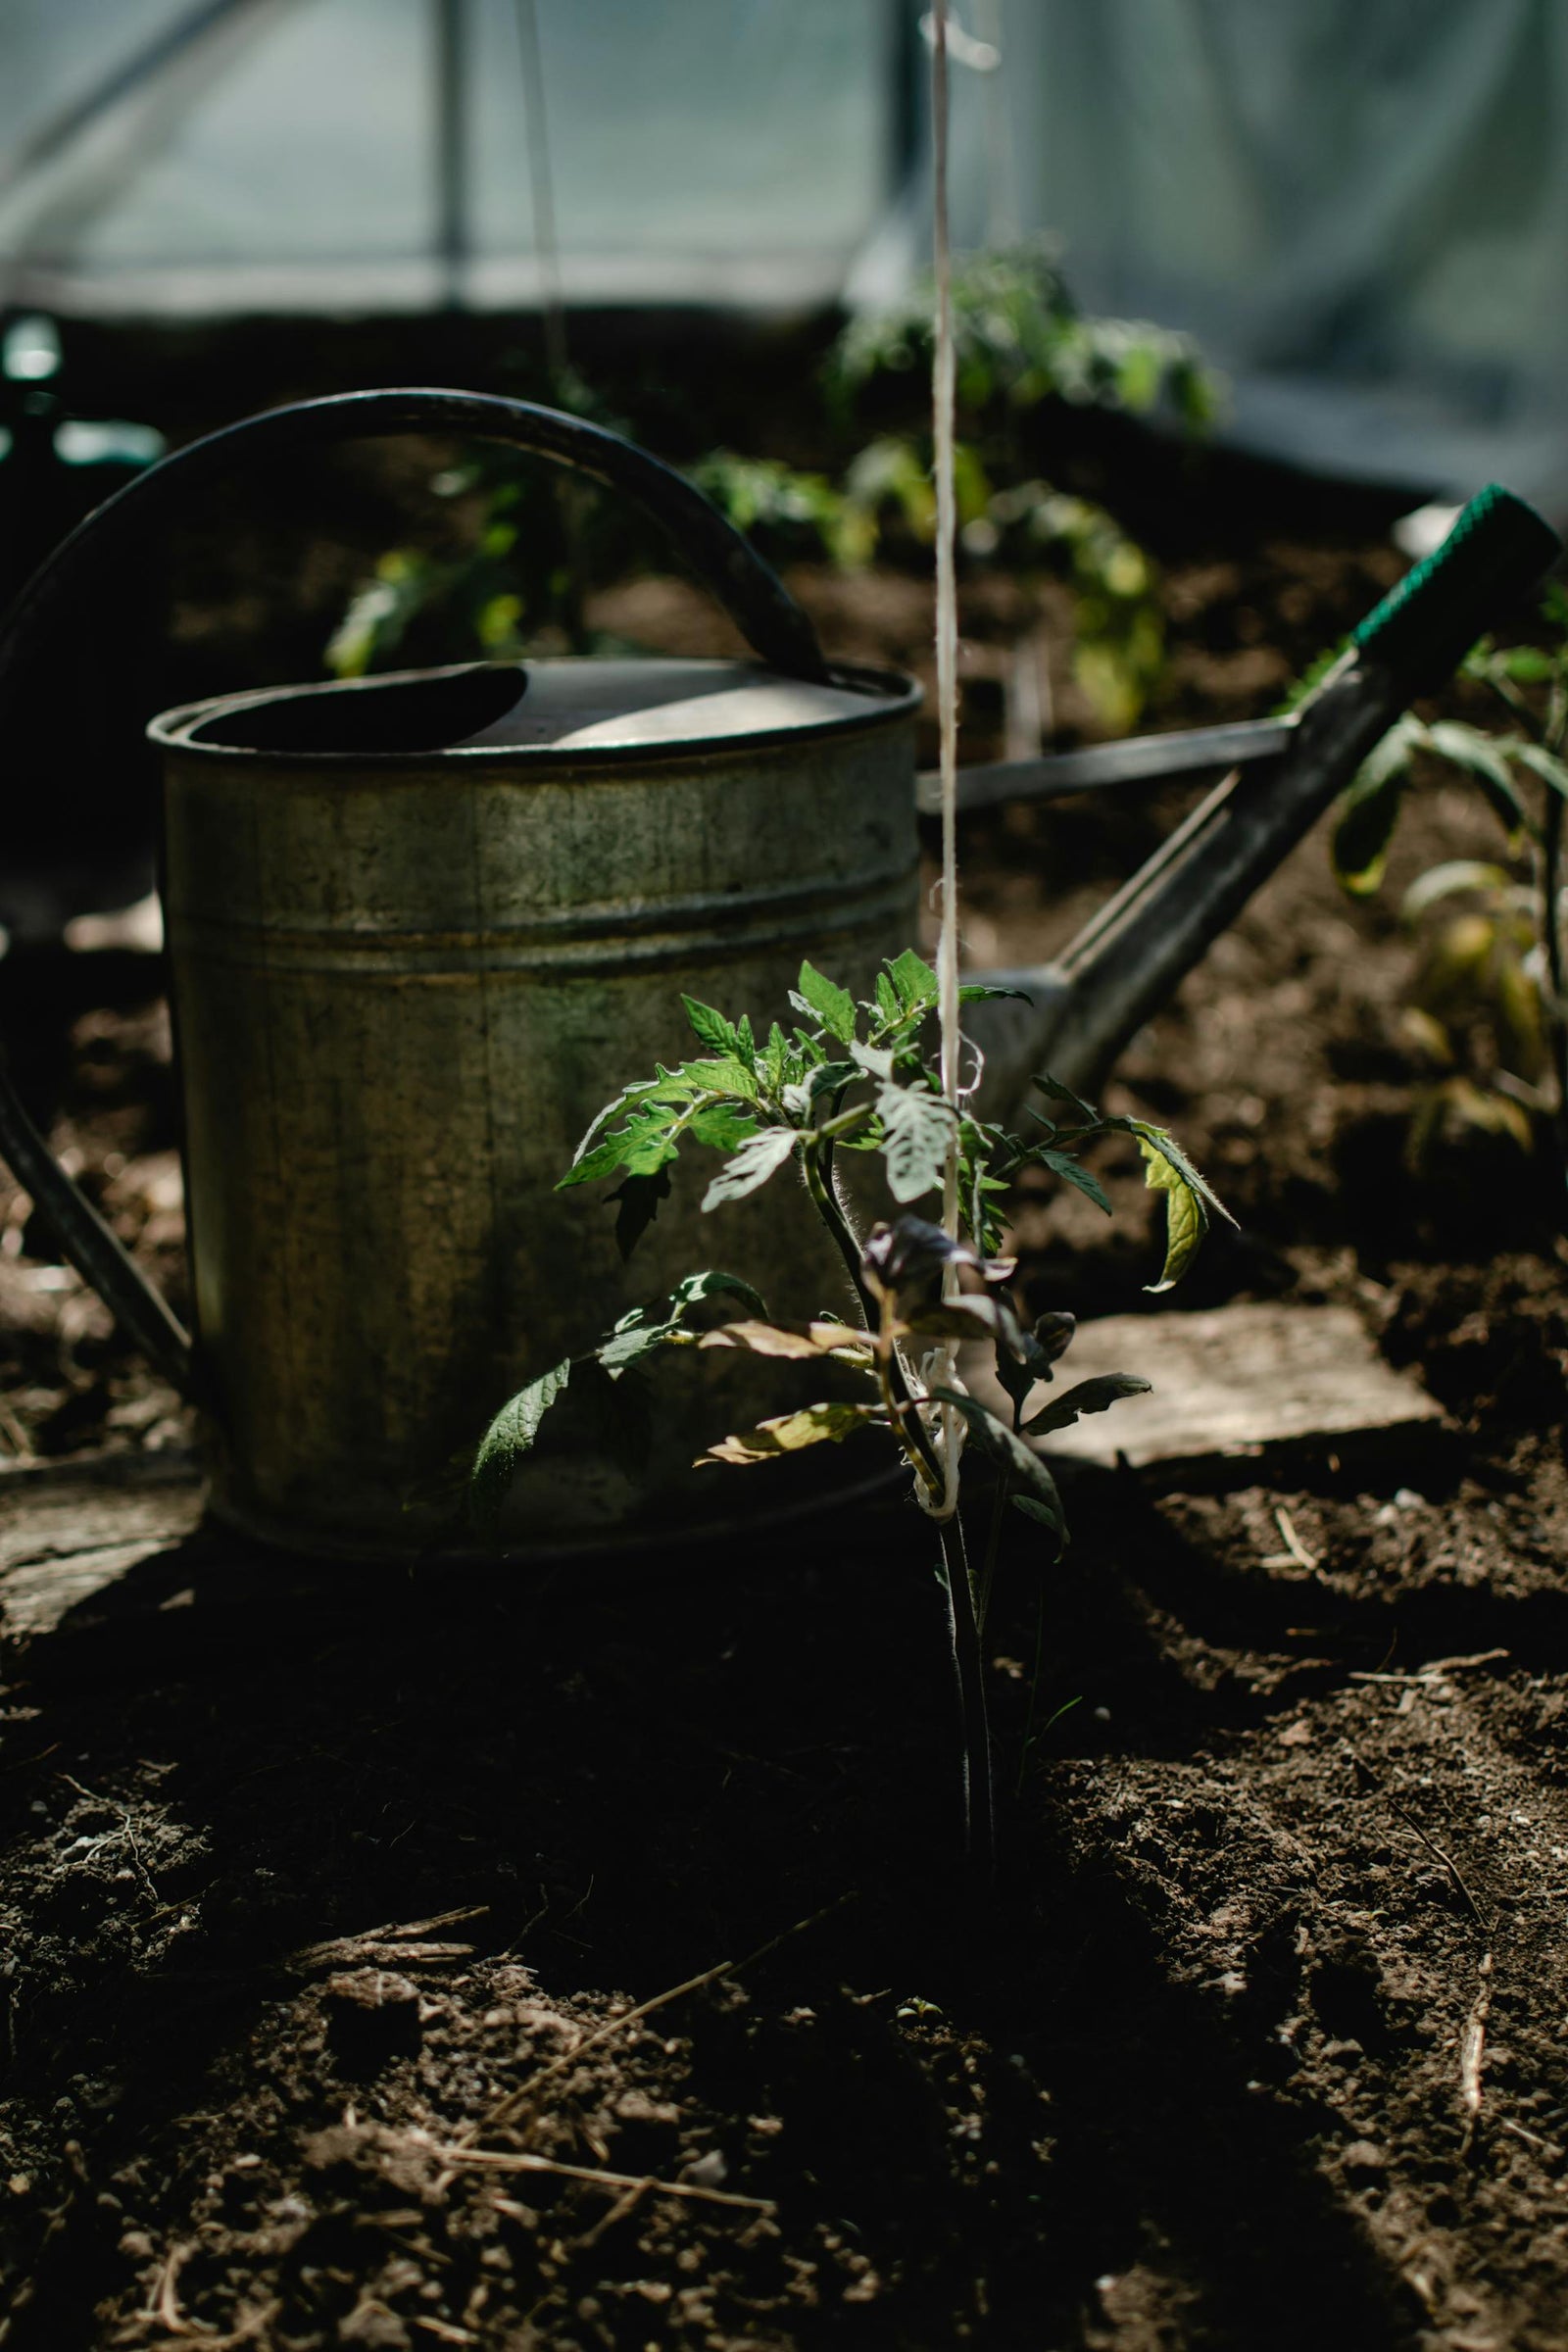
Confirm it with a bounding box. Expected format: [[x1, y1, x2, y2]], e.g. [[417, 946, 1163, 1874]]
[[3, 491, 1568, 2348]]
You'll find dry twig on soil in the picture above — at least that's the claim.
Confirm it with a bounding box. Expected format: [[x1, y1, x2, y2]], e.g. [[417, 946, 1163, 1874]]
[[1459, 1952, 1494, 2152]]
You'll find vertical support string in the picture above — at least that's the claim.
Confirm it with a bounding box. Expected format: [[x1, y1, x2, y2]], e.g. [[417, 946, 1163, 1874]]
[[931, 0, 963, 1519], [515, 0, 569, 389]]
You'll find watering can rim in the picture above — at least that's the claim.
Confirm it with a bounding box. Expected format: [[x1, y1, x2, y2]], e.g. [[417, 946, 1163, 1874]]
[[148, 654, 922, 770]]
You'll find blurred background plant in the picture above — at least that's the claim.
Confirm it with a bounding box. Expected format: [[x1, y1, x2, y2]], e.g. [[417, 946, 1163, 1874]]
[[1330, 586, 1568, 1185], [327, 244, 1219, 734]]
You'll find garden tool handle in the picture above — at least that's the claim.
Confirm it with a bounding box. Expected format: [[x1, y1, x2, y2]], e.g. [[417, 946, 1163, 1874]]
[[0, 388, 833, 1398], [968, 481, 1562, 1112], [1351, 481, 1559, 695]]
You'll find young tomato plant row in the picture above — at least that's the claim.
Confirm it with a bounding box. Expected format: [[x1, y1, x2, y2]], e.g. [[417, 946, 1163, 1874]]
[[1331, 585, 1568, 1182], [470, 950, 1228, 1865]]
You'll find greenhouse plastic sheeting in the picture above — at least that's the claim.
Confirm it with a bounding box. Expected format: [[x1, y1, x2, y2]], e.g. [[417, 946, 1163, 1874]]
[[0, 0, 894, 316], [2, 0, 1565, 509], [923, 0, 1568, 511]]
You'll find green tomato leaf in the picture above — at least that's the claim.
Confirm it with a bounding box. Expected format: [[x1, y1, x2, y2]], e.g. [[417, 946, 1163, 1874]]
[[596, 1307, 689, 1378], [794, 960, 859, 1043], [701, 1125, 799, 1212], [849, 1038, 895, 1081], [888, 948, 940, 1010], [1030, 1070, 1102, 1124], [1025, 1370, 1152, 1436], [685, 1103, 762, 1152], [469, 1357, 570, 1537], [669, 1269, 770, 1318], [672, 1054, 761, 1103], [1036, 1147, 1112, 1214], [1132, 1123, 1231, 1291], [876, 1081, 956, 1203], [681, 996, 742, 1058], [562, 1108, 681, 1189]]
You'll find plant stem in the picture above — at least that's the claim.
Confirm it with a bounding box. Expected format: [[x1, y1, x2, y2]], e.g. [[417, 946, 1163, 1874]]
[[976, 1380, 1025, 1642], [804, 1142, 946, 1494], [939, 1511, 994, 1874]]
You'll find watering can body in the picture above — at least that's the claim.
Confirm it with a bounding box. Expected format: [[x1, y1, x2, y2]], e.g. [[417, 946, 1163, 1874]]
[[152, 655, 919, 1553], [0, 389, 1558, 1559]]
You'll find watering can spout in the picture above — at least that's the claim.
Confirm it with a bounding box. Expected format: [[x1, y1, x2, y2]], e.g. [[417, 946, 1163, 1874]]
[[962, 482, 1563, 1118]]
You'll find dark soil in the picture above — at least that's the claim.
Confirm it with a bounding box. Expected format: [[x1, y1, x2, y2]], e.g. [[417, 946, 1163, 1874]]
[[3, 478, 1567, 2349]]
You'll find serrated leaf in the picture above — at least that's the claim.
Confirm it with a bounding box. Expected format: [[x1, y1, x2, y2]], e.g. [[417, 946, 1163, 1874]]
[[470, 1357, 570, 1536], [670, 1268, 771, 1317], [596, 1307, 690, 1378], [795, 960, 859, 1043], [673, 1054, 761, 1103], [876, 1082, 956, 1203], [1025, 1371, 1152, 1436], [1031, 1071, 1101, 1123], [849, 1038, 895, 1080], [760, 1020, 792, 1092], [595, 1268, 767, 1379], [1133, 1124, 1230, 1291], [701, 1126, 798, 1211], [681, 995, 741, 1057], [957, 981, 1029, 1004], [1037, 1148, 1112, 1214], [700, 1400, 881, 1466], [683, 1103, 760, 1152], [566, 1079, 662, 1171], [562, 1107, 682, 1188], [874, 971, 901, 1021], [888, 949, 940, 1009]]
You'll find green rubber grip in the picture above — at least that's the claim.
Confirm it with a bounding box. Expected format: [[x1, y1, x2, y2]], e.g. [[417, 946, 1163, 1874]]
[[1352, 481, 1561, 693]]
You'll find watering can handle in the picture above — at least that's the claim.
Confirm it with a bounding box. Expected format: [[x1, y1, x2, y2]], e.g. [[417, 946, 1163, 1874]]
[[0, 388, 833, 1399], [971, 479, 1562, 1109]]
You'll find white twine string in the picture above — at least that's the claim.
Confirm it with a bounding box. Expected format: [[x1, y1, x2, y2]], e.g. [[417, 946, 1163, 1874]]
[[928, 0, 963, 1521]]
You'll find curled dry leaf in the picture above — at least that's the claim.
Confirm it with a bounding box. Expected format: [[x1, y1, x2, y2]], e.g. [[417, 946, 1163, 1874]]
[[699, 1400, 883, 1467], [698, 1320, 874, 1363]]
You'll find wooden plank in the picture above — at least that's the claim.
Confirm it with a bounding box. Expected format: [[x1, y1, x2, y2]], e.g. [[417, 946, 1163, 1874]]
[[967, 1301, 1442, 1481], [0, 1450, 206, 1638]]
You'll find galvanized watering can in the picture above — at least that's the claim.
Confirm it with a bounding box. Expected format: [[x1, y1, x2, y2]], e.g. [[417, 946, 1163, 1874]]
[[0, 391, 1556, 1557]]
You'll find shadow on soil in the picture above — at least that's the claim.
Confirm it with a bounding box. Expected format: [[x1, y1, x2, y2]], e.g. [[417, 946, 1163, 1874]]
[[0, 1485, 1443, 2347]]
